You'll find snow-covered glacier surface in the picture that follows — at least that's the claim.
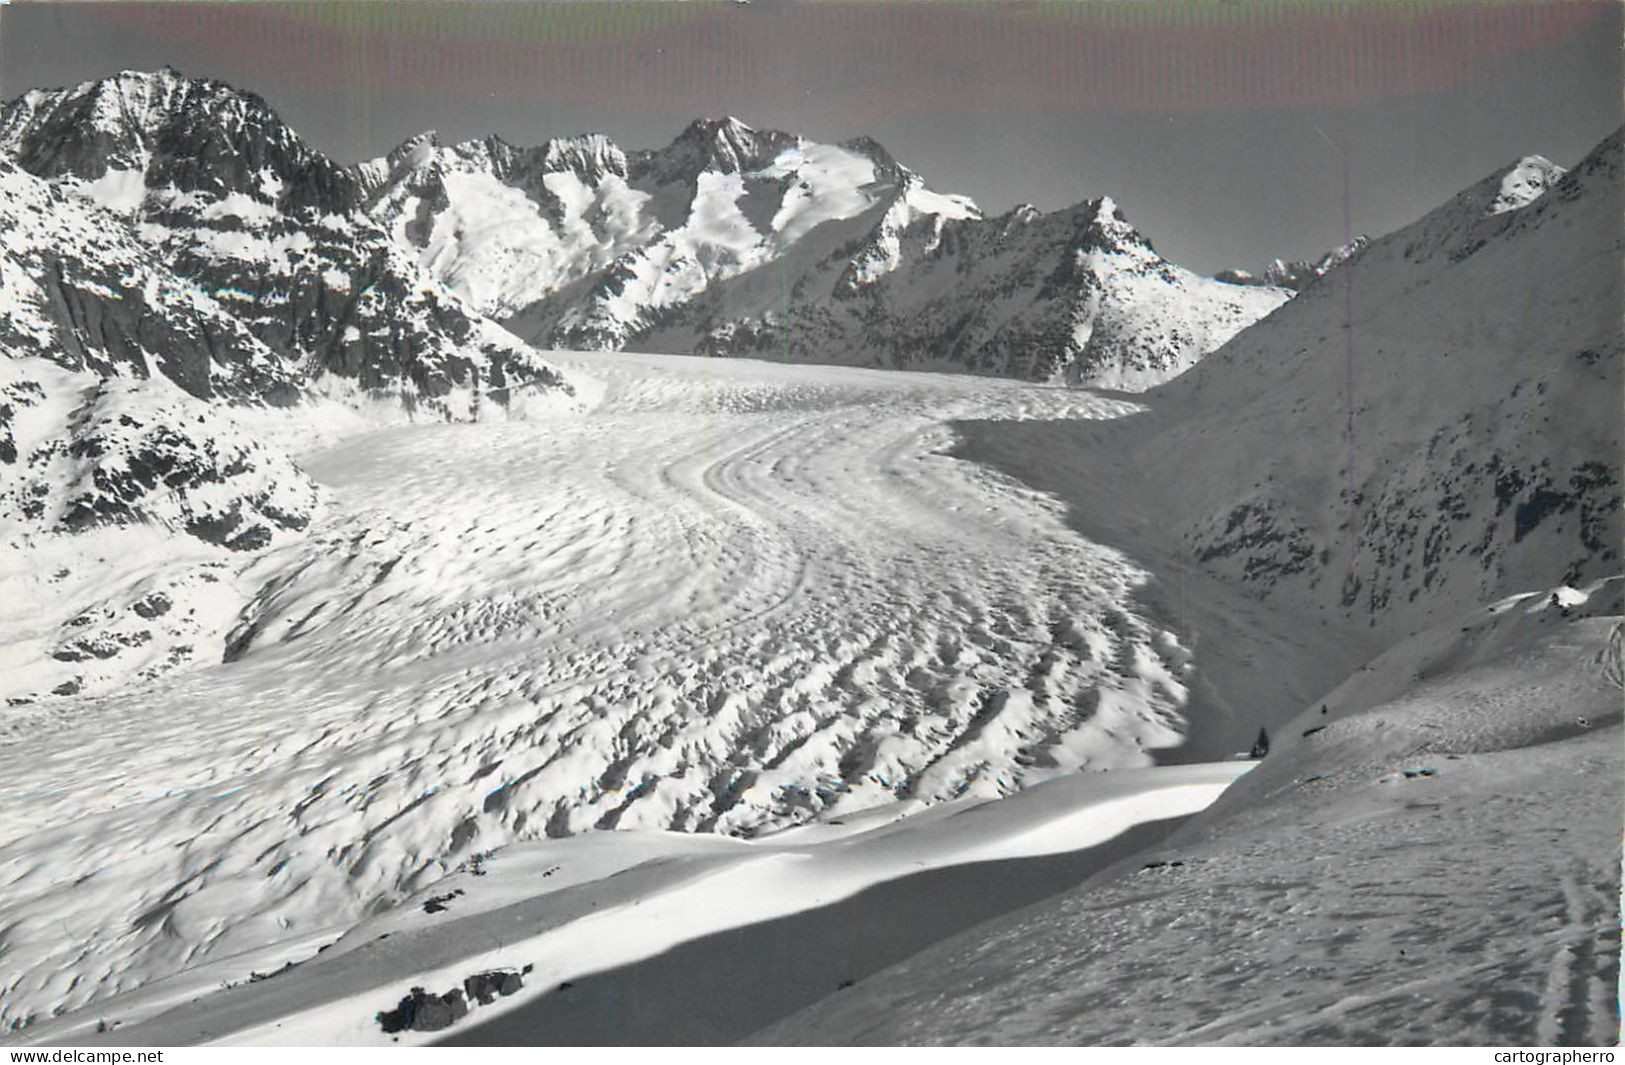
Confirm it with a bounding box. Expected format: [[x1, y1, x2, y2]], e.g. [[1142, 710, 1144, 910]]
[[0, 352, 1204, 1030]]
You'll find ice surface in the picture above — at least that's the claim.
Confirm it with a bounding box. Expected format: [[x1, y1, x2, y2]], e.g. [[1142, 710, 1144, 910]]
[[755, 580, 1624, 1046], [0, 352, 1199, 1032]]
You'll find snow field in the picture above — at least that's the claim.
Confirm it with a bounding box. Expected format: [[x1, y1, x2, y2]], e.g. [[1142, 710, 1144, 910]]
[[754, 581, 1624, 1045], [0, 352, 1198, 1032]]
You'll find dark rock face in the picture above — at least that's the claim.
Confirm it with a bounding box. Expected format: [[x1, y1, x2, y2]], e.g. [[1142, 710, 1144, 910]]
[[377, 987, 468, 1034], [0, 69, 357, 214], [629, 116, 800, 186], [463, 969, 524, 1005], [0, 162, 295, 406], [1, 376, 318, 548], [131, 591, 172, 619], [375, 971, 522, 1034]]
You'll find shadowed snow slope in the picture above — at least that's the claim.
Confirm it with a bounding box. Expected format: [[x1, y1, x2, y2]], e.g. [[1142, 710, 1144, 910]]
[[13, 762, 1246, 1046], [951, 131, 1621, 645], [753, 580, 1623, 1046]]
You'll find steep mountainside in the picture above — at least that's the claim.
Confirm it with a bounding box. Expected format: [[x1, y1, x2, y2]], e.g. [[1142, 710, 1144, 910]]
[[1155, 137, 1619, 637], [0, 163, 293, 406], [953, 132, 1621, 644], [815, 196, 1287, 388], [0, 69, 573, 419], [363, 117, 1286, 389], [0, 162, 317, 551], [0, 72, 579, 710]]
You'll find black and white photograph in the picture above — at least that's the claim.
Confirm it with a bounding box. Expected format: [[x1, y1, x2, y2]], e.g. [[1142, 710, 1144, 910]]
[[0, 0, 1619, 1049]]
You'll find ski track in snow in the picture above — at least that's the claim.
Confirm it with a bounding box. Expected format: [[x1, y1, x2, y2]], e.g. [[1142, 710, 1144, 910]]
[[0, 352, 1197, 1029]]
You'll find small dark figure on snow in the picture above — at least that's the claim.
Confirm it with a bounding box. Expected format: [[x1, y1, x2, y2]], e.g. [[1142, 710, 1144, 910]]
[[1250, 727, 1270, 759]]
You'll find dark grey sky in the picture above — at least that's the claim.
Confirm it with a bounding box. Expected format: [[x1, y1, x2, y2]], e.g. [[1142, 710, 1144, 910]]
[[2, 1, 1618, 274]]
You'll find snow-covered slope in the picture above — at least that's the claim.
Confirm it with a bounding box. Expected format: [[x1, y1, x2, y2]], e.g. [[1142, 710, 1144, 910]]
[[0, 69, 575, 419], [0, 157, 323, 706], [0, 71, 580, 717], [821, 196, 1289, 387], [355, 130, 653, 321], [0, 359, 320, 705], [956, 131, 1621, 644], [0, 360, 316, 550], [364, 116, 1284, 389], [754, 579, 1623, 1046], [1155, 136, 1618, 637], [8, 761, 1248, 1046], [0, 158, 314, 545]]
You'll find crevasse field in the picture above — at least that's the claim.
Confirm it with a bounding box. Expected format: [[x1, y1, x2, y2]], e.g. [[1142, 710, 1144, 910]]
[[1, 352, 1245, 1037]]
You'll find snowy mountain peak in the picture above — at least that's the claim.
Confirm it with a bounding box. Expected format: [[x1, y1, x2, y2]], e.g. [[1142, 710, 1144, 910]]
[[1422, 152, 1567, 230], [534, 132, 628, 180], [997, 203, 1043, 228], [679, 115, 760, 143], [648, 116, 801, 178], [390, 129, 441, 167], [1074, 194, 1153, 253], [1486, 154, 1567, 215], [0, 67, 356, 215], [839, 134, 903, 175]]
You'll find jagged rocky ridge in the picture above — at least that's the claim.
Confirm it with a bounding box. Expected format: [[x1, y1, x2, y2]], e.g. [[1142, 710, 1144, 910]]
[[0, 70, 577, 553], [1214, 236, 1372, 292], [361, 116, 1288, 388], [0, 69, 573, 418], [2, 71, 1287, 395]]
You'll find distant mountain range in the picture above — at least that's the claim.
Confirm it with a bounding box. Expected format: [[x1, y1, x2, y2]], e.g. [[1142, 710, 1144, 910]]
[[0, 67, 1306, 553], [357, 111, 1289, 387], [2, 69, 1295, 396], [2, 65, 1612, 601]]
